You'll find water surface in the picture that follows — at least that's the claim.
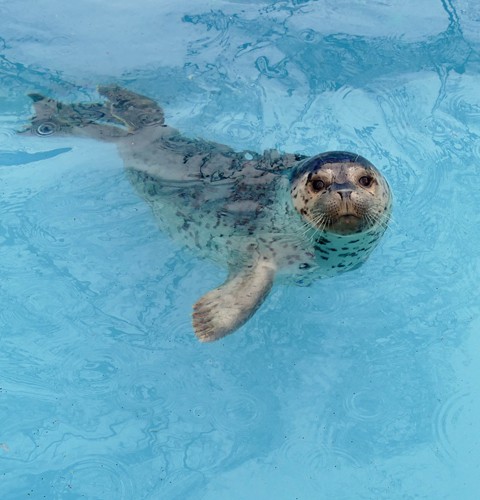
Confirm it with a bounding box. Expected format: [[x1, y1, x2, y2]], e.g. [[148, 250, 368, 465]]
[[1, 0, 480, 498]]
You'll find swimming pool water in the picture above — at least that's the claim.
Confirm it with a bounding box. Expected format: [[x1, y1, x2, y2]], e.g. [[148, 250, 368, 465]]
[[1, 0, 480, 498]]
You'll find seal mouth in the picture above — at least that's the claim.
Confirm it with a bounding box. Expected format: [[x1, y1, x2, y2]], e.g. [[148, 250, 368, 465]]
[[329, 214, 363, 234], [338, 214, 360, 222]]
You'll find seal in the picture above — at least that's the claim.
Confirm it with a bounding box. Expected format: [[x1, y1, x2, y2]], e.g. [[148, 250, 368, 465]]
[[23, 85, 392, 342]]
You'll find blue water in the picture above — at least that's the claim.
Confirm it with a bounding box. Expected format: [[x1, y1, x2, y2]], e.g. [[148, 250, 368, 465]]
[[1, 0, 480, 498]]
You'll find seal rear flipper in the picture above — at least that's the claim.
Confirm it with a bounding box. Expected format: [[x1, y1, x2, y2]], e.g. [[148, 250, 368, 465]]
[[98, 84, 165, 130], [24, 93, 130, 140], [192, 260, 276, 342]]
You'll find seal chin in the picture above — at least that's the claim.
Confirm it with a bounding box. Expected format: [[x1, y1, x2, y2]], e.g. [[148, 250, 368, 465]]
[[328, 214, 364, 235]]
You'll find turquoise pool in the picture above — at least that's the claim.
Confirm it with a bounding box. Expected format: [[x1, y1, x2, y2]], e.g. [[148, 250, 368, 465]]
[[1, 0, 480, 498]]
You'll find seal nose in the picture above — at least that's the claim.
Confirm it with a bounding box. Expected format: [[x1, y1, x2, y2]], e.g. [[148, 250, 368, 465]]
[[337, 189, 352, 200], [331, 182, 354, 199]]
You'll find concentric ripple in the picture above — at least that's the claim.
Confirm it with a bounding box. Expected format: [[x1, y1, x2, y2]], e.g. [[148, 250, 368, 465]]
[[223, 393, 262, 428], [51, 457, 134, 499], [184, 430, 235, 472], [343, 390, 384, 422], [432, 391, 469, 462], [53, 345, 122, 398]]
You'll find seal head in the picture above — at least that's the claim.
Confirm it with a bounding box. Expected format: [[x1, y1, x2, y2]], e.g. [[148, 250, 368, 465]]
[[289, 151, 391, 236]]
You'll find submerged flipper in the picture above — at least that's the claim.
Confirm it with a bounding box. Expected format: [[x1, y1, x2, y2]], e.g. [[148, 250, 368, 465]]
[[98, 84, 165, 130], [24, 85, 165, 139], [24, 93, 130, 139], [192, 260, 276, 342]]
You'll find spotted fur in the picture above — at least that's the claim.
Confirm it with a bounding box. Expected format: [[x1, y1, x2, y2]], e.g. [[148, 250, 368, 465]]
[[24, 86, 392, 342]]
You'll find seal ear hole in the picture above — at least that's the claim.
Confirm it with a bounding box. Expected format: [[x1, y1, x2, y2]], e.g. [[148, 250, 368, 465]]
[[36, 121, 56, 136], [358, 175, 373, 187]]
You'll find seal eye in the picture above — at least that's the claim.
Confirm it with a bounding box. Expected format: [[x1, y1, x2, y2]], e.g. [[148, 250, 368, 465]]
[[359, 175, 373, 187], [36, 122, 56, 136], [311, 179, 325, 192]]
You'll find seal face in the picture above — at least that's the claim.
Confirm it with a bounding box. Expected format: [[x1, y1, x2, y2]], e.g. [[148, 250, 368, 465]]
[[24, 86, 392, 342], [290, 152, 391, 236]]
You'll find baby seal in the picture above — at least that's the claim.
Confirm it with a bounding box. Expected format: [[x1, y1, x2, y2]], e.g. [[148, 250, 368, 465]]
[[23, 86, 392, 342]]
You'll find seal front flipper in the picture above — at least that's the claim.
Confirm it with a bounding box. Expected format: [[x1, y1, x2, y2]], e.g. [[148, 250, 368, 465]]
[[192, 260, 276, 342]]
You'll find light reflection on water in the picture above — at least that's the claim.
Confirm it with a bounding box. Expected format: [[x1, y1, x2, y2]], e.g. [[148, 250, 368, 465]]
[[1, 0, 480, 498]]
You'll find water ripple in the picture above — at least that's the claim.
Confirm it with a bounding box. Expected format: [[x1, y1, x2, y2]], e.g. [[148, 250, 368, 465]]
[[343, 390, 384, 422], [281, 439, 362, 474], [213, 115, 260, 144], [51, 343, 132, 399], [255, 56, 288, 79], [432, 391, 469, 462], [184, 430, 235, 472], [297, 28, 319, 44], [223, 393, 261, 428], [183, 11, 234, 54], [51, 456, 135, 499]]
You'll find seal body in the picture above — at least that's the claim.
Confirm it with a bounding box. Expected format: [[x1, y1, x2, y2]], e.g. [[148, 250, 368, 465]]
[[24, 86, 392, 342]]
